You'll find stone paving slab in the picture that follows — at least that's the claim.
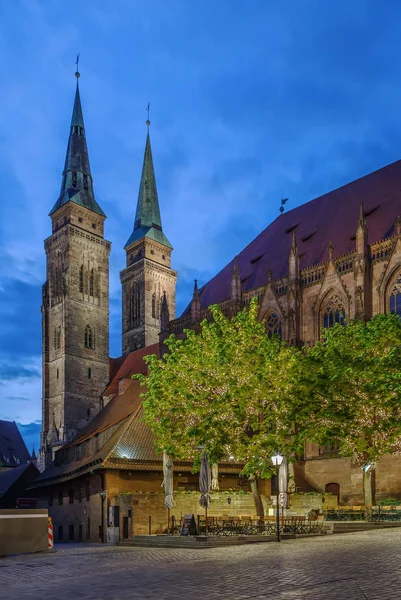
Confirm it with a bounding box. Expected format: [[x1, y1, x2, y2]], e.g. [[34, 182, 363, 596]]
[[1, 529, 401, 598]]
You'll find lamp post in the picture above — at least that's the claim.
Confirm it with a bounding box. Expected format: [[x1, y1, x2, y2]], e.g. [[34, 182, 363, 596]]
[[99, 490, 106, 543], [271, 452, 284, 542]]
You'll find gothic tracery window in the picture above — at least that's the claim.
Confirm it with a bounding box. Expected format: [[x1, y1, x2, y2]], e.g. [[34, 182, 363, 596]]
[[89, 269, 94, 297], [129, 282, 140, 328], [322, 294, 346, 328], [265, 312, 282, 339], [79, 265, 84, 293], [84, 325, 94, 349], [390, 274, 401, 317]]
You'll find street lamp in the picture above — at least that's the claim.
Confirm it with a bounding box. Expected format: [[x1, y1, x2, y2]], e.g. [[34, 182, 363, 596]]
[[271, 452, 284, 542], [99, 491, 106, 543]]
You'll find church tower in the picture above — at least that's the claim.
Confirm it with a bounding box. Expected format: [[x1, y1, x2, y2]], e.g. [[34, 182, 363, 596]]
[[38, 70, 111, 471], [120, 120, 177, 353]]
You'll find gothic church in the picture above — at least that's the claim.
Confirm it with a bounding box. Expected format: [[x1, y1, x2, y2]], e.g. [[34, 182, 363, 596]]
[[34, 73, 401, 541]]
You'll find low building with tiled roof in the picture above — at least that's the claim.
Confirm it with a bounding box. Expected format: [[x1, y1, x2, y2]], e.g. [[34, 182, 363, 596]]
[[33, 344, 245, 541]]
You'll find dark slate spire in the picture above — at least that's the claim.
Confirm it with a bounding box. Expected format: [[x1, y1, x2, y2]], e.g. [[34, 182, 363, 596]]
[[125, 124, 172, 249], [49, 70, 106, 217]]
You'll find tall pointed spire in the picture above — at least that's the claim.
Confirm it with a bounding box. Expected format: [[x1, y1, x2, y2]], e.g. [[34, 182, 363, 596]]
[[125, 122, 172, 249], [49, 62, 105, 217]]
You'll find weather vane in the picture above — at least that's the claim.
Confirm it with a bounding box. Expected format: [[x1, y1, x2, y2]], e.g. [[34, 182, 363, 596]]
[[146, 102, 151, 127], [75, 53, 80, 79], [279, 197, 289, 214]]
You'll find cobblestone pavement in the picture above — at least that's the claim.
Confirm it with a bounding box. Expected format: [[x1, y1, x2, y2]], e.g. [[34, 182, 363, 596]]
[[1, 529, 401, 599]]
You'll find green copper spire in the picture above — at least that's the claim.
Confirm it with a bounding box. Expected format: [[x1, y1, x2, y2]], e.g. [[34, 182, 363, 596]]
[[124, 125, 172, 249], [49, 68, 106, 217]]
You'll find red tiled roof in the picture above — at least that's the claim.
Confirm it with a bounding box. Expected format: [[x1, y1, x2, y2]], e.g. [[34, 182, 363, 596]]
[[69, 379, 144, 446], [104, 343, 159, 396], [186, 160, 401, 313]]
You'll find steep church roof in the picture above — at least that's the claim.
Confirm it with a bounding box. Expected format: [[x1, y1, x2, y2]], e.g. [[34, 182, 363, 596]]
[[49, 75, 106, 217], [124, 128, 172, 249], [183, 159, 401, 314], [0, 420, 30, 467]]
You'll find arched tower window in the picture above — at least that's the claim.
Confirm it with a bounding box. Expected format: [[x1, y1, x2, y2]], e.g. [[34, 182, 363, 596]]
[[129, 282, 140, 328], [84, 325, 94, 349], [54, 326, 61, 350], [265, 311, 282, 339], [322, 294, 346, 328], [79, 265, 84, 293], [89, 269, 94, 297], [389, 273, 401, 317], [151, 293, 156, 318]]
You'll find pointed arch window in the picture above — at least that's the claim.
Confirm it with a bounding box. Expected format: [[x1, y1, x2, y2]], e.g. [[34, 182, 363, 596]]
[[265, 312, 282, 339], [83, 174, 88, 191], [84, 325, 95, 349], [79, 265, 84, 293], [390, 274, 401, 317], [72, 172, 77, 188], [322, 294, 345, 328], [129, 282, 140, 328], [54, 326, 61, 350], [89, 269, 94, 297]]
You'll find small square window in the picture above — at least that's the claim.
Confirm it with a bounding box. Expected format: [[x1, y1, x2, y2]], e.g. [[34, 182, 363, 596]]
[[162, 255, 166, 260], [78, 217, 83, 223], [150, 249, 154, 255], [92, 223, 96, 229]]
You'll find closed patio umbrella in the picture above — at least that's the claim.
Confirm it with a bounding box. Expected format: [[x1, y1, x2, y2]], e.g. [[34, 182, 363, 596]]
[[278, 455, 288, 510], [199, 452, 211, 534], [211, 463, 219, 490], [162, 451, 174, 510]]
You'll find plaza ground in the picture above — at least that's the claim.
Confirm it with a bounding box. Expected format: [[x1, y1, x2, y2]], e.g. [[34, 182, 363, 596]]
[[1, 529, 401, 599]]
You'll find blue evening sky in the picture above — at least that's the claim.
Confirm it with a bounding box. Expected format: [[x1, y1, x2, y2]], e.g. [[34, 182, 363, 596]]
[[1, 0, 401, 453]]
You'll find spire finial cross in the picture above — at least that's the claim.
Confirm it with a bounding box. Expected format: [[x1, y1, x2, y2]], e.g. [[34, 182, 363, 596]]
[[146, 102, 151, 127], [75, 53, 80, 79]]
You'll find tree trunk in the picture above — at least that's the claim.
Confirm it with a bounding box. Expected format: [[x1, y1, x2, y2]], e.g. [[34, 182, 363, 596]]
[[363, 467, 374, 508], [249, 476, 264, 518]]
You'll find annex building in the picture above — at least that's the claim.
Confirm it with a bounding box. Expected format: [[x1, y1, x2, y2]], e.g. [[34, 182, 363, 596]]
[[33, 72, 401, 542]]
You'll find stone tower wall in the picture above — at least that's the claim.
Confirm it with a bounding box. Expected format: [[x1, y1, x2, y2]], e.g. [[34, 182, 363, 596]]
[[39, 204, 110, 469], [121, 238, 177, 353]]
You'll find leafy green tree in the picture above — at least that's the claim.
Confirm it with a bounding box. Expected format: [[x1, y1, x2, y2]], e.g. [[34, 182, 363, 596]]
[[301, 313, 401, 506], [136, 299, 304, 516]]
